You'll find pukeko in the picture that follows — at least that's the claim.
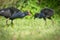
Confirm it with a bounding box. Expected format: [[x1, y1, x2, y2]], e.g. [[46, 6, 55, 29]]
[[34, 8, 54, 25], [0, 7, 31, 25]]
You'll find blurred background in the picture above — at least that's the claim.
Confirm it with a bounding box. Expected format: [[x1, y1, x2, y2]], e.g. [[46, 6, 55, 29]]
[[0, 0, 60, 40]]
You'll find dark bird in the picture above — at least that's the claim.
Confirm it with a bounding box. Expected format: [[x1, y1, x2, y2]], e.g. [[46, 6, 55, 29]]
[[34, 8, 54, 25], [0, 7, 31, 25]]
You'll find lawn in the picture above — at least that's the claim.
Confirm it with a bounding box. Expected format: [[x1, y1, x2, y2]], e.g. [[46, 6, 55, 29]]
[[0, 18, 60, 40]]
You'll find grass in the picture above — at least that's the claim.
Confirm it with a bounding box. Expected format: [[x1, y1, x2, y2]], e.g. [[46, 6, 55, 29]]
[[0, 17, 60, 40]]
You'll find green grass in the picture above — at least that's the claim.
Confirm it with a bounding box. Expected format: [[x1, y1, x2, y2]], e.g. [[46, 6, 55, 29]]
[[0, 18, 60, 40]]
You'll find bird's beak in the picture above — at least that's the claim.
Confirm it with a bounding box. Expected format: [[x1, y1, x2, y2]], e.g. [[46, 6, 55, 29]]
[[27, 10, 31, 16], [28, 12, 31, 16]]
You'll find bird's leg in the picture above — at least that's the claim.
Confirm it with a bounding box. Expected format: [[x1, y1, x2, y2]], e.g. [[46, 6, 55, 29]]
[[51, 19, 54, 26], [43, 17, 47, 25], [11, 20, 13, 25], [6, 18, 9, 25], [48, 17, 54, 26], [10, 20, 14, 27]]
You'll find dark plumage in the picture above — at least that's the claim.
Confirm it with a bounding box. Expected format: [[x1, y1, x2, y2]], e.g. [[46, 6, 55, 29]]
[[34, 8, 54, 24], [0, 7, 30, 24], [0, 7, 20, 18], [10, 11, 30, 20]]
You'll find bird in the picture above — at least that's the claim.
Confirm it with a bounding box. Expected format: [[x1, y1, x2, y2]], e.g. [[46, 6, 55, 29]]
[[0, 7, 31, 25], [10, 11, 31, 24], [34, 8, 54, 25]]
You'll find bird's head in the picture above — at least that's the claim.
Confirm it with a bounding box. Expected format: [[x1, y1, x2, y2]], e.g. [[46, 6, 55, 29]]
[[24, 10, 31, 16], [34, 13, 40, 19]]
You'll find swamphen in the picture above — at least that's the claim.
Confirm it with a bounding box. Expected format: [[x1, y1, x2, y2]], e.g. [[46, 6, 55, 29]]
[[0, 7, 30, 25], [34, 8, 54, 25]]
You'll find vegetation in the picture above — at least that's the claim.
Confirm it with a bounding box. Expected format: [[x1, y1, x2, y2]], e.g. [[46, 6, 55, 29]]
[[0, 0, 60, 17], [0, 0, 60, 40]]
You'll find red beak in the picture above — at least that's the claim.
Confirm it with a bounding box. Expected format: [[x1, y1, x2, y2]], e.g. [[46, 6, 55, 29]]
[[28, 12, 31, 16], [27, 10, 31, 16]]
